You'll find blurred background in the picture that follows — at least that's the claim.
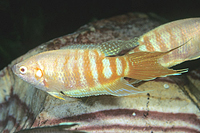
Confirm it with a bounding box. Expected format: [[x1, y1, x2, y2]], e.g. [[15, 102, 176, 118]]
[[0, 0, 200, 69]]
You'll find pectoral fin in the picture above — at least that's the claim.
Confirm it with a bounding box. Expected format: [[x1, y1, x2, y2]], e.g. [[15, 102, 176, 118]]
[[47, 91, 66, 100]]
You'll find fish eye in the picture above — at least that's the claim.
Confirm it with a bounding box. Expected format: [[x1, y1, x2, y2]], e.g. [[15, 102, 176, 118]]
[[19, 66, 27, 74]]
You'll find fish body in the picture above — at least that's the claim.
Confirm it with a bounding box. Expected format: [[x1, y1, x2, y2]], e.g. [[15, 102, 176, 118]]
[[129, 18, 200, 67], [12, 40, 184, 99]]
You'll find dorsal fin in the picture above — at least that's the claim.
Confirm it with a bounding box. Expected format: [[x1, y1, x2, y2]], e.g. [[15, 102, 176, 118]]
[[99, 38, 139, 56], [60, 38, 139, 56]]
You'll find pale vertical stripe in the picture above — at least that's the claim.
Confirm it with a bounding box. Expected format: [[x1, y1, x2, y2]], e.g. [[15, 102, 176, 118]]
[[138, 45, 147, 51], [116, 58, 122, 76], [78, 50, 87, 87], [57, 56, 66, 83], [140, 37, 144, 43], [171, 27, 182, 45], [67, 55, 76, 87], [43, 58, 55, 77], [149, 33, 161, 51], [124, 57, 130, 76], [89, 51, 99, 84], [96, 49, 103, 57], [102, 58, 112, 79]]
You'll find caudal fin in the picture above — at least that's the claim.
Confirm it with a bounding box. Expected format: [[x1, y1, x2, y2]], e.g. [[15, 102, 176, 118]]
[[125, 51, 188, 80]]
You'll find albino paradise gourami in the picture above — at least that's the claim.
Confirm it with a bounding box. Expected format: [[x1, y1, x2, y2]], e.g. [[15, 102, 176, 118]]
[[129, 18, 200, 68], [12, 39, 186, 99]]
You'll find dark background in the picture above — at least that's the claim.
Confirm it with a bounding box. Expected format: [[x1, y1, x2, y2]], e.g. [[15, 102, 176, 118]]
[[0, 0, 200, 69]]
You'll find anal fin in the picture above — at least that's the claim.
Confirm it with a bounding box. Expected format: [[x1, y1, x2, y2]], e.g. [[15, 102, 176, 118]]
[[105, 78, 150, 96], [62, 78, 148, 97]]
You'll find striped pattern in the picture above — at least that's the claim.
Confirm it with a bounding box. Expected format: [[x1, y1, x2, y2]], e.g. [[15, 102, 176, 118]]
[[38, 48, 131, 96], [130, 18, 200, 68]]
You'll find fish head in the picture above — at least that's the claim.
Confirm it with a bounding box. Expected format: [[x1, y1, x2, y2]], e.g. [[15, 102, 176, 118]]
[[12, 56, 46, 89]]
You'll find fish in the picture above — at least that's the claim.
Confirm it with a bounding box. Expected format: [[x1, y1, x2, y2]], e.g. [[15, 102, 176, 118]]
[[129, 18, 200, 68], [12, 38, 187, 99]]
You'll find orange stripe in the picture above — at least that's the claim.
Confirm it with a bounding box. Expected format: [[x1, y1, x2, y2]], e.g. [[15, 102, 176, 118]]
[[154, 29, 162, 51], [159, 27, 172, 51], [63, 54, 71, 87], [97, 57, 117, 85], [78, 50, 88, 88], [71, 50, 78, 88], [109, 58, 118, 79], [85, 49, 97, 88], [64, 50, 77, 88], [164, 24, 182, 50], [96, 52, 105, 85], [165, 26, 176, 49], [120, 57, 126, 76]]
